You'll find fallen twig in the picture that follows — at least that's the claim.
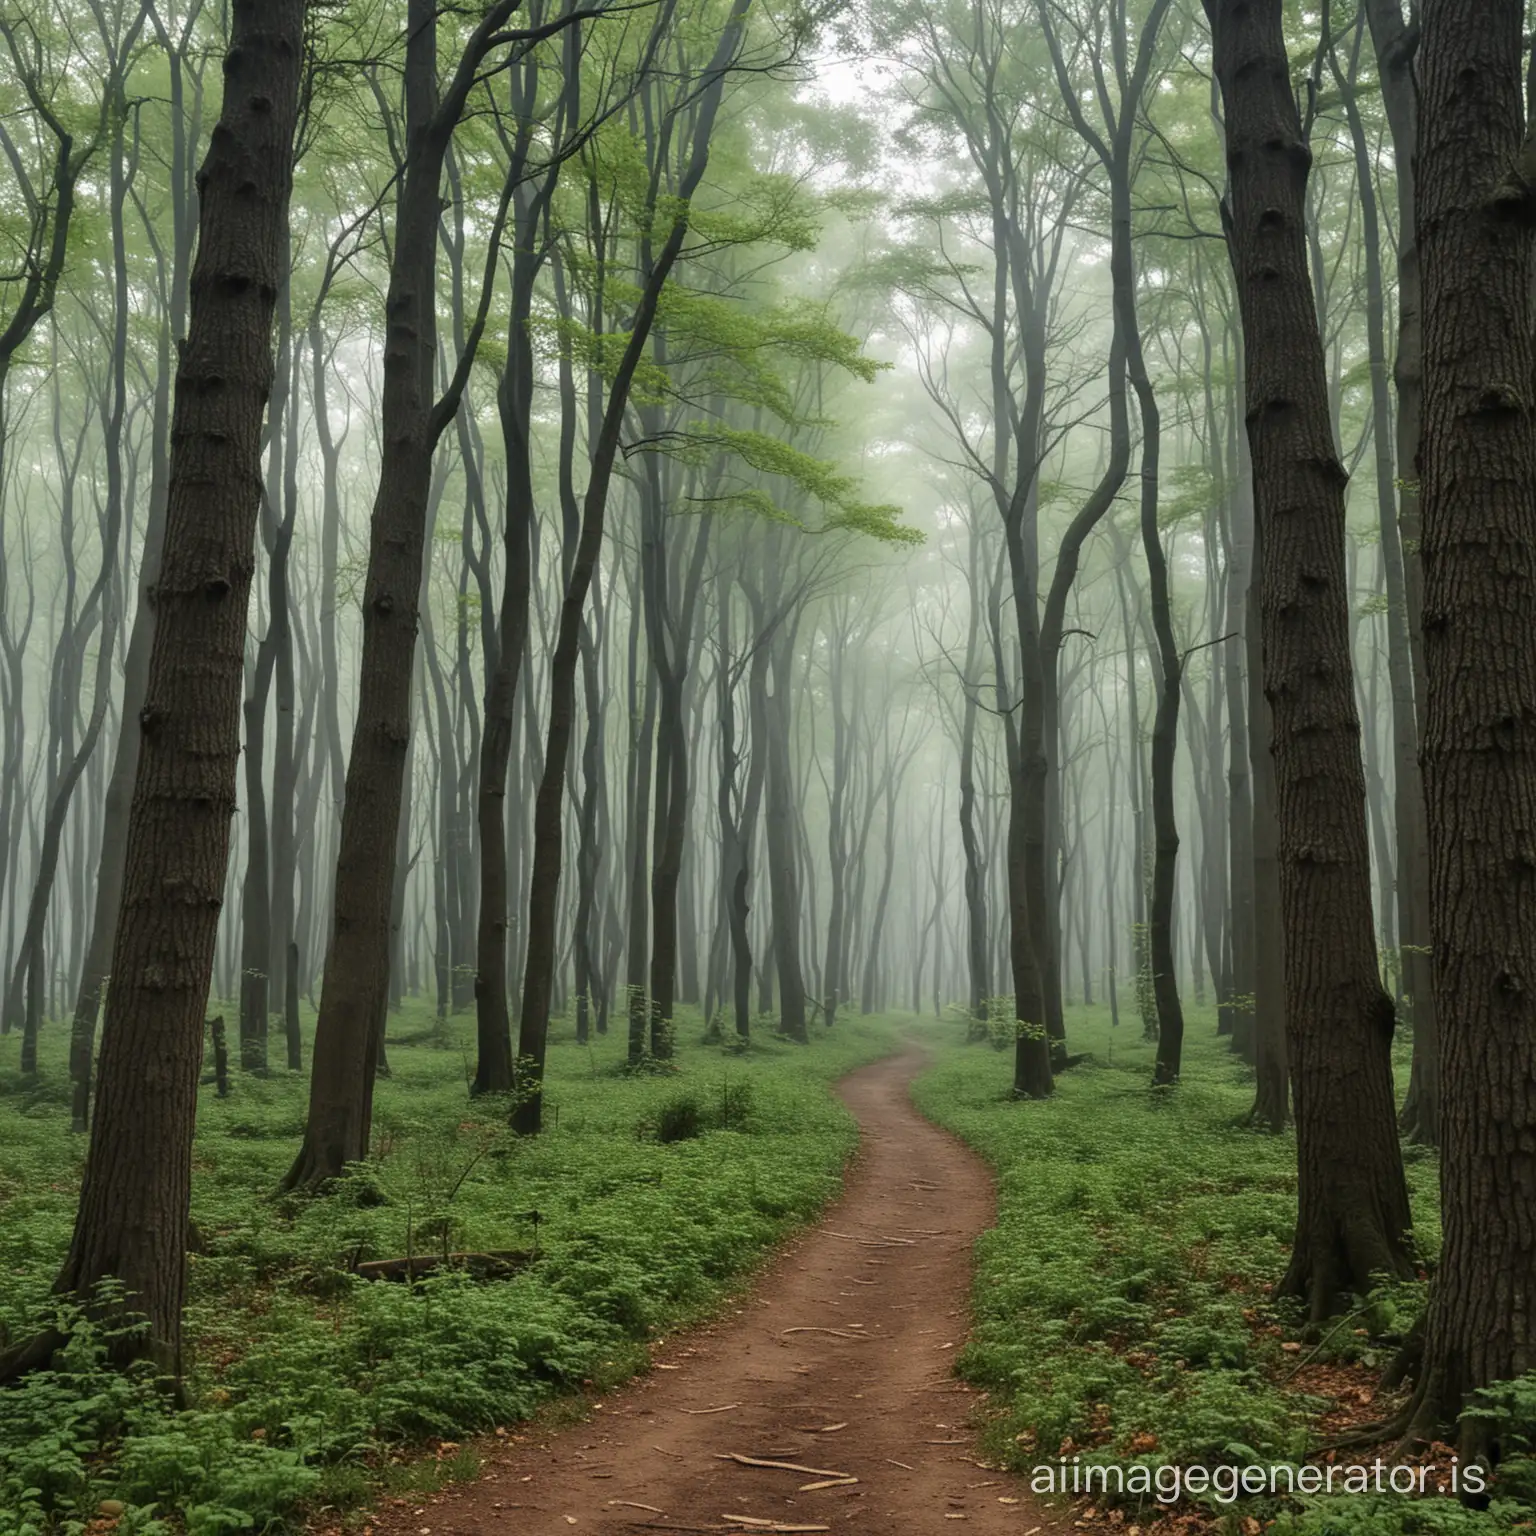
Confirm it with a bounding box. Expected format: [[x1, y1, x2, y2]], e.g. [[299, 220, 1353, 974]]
[[681, 1403, 741, 1415], [716, 1453, 850, 1478], [722, 1520, 832, 1532], [780, 1327, 864, 1340], [798, 1477, 859, 1491]]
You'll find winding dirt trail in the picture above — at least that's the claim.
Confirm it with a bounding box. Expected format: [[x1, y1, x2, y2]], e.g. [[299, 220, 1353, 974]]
[[367, 1049, 1071, 1536]]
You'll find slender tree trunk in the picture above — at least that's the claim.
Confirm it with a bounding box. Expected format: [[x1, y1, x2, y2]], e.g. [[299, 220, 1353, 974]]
[[1363, 0, 1441, 1149], [287, 0, 521, 1185], [764, 625, 808, 1042], [513, 0, 750, 1129]]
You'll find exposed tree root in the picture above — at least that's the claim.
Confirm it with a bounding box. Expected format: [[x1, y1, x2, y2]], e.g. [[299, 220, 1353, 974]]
[[1381, 1312, 1424, 1392], [0, 1326, 64, 1385]]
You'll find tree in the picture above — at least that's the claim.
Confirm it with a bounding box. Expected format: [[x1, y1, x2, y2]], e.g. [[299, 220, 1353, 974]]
[[286, 0, 537, 1187], [1204, 0, 1414, 1317], [1401, 0, 1536, 1454], [0, 0, 305, 1379], [1361, 0, 1440, 1147], [513, 0, 754, 1131]]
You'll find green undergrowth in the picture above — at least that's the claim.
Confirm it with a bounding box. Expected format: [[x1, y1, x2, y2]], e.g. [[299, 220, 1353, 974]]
[[0, 1003, 900, 1536], [906, 1007, 1536, 1534]]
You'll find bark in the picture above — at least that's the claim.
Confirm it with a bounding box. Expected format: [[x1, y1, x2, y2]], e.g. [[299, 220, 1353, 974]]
[[1409, 0, 1536, 1450], [1, 0, 304, 1379], [1206, 0, 1414, 1314]]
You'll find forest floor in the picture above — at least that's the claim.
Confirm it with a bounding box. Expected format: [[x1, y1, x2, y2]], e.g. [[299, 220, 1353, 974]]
[[6, 1006, 1528, 1536], [358, 1047, 1078, 1536]]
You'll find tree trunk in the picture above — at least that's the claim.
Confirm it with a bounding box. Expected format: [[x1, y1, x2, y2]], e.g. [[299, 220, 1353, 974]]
[[1360, 0, 1439, 1148], [764, 625, 808, 1042], [6, 0, 305, 1379], [287, 0, 520, 1186], [1206, 0, 1414, 1316], [513, 0, 750, 1129], [1409, 0, 1536, 1450]]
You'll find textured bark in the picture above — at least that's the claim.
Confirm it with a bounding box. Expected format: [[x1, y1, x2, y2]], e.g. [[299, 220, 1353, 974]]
[[8, 0, 304, 1377], [1411, 0, 1536, 1448], [1206, 0, 1413, 1314]]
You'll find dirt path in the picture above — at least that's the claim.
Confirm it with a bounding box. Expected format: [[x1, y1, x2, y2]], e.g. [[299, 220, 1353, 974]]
[[368, 1049, 1072, 1536]]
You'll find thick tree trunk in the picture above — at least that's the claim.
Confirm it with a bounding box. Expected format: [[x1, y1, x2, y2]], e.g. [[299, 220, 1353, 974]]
[[1206, 0, 1414, 1315], [1409, 0, 1536, 1449], [6, 0, 304, 1378]]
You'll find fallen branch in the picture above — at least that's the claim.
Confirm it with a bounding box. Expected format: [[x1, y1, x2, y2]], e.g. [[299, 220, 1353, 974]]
[[681, 1403, 741, 1415], [716, 1454, 850, 1478], [723, 1520, 832, 1532], [798, 1477, 858, 1491], [780, 1327, 864, 1340], [349, 1249, 532, 1282]]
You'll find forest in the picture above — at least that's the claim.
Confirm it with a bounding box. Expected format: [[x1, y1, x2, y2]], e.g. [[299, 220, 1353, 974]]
[[0, 0, 1533, 1532]]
